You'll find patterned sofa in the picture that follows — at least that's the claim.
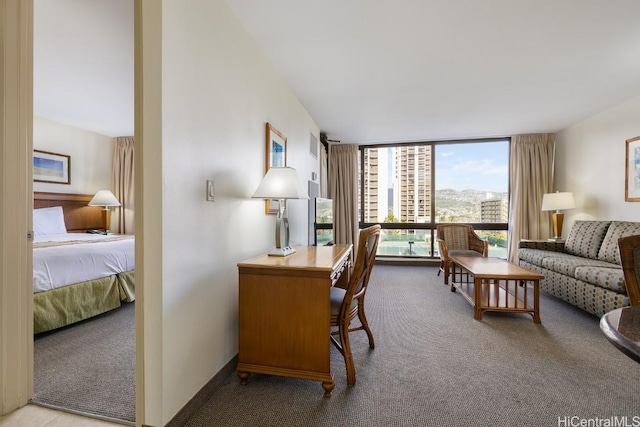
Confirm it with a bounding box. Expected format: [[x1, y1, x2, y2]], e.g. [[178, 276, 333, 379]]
[[518, 220, 640, 317]]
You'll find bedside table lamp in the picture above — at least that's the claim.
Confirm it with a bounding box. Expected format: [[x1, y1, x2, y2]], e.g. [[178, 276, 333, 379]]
[[252, 167, 308, 256], [541, 191, 576, 240], [88, 190, 121, 233]]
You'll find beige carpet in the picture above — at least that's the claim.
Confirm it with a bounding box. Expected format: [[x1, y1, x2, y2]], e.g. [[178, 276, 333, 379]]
[[179, 265, 640, 427], [31, 266, 640, 427], [33, 302, 135, 424]]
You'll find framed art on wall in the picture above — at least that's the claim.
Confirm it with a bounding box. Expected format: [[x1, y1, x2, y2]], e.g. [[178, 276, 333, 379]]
[[626, 136, 640, 202], [33, 150, 71, 184], [265, 122, 287, 213], [309, 132, 318, 159]]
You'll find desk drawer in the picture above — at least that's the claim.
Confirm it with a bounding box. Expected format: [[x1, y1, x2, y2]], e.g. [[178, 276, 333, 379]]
[[331, 257, 349, 287]]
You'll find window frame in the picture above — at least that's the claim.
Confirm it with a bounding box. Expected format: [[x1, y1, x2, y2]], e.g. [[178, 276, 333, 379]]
[[358, 137, 511, 258]]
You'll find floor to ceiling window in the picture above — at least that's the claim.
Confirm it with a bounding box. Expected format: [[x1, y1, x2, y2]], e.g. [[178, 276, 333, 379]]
[[359, 139, 510, 258]]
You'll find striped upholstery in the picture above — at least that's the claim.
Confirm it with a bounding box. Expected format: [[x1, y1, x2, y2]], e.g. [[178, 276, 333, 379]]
[[448, 249, 484, 258], [443, 228, 469, 250]]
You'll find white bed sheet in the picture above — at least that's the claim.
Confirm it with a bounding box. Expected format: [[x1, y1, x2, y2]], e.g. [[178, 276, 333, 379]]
[[33, 233, 135, 293]]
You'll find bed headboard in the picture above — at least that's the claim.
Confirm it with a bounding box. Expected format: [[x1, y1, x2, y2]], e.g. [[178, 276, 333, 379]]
[[34, 192, 103, 232]]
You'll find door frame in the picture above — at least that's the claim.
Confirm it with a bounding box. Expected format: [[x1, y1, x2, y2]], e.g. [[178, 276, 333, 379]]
[[1, 2, 152, 426], [0, 0, 34, 415]]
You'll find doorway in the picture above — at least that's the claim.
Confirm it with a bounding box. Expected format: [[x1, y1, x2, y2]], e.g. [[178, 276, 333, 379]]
[[30, 0, 136, 424]]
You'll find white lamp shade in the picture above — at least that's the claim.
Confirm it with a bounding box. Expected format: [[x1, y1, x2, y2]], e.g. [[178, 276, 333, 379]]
[[252, 167, 308, 200], [541, 192, 575, 211], [88, 190, 121, 207]]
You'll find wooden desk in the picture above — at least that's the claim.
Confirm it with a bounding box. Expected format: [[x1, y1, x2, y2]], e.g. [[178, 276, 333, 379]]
[[237, 244, 352, 397]]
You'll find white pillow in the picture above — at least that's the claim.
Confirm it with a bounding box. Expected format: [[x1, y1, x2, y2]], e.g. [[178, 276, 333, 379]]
[[33, 206, 67, 237]]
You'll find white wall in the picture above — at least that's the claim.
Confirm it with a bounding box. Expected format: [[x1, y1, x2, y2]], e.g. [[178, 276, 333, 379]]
[[145, 0, 321, 423], [555, 96, 640, 232], [33, 116, 113, 194]]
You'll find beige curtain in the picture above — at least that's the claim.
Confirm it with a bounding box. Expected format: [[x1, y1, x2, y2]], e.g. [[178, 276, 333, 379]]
[[329, 144, 359, 246], [319, 143, 328, 198], [507, 134, 555, 261], [112, 136, 135, 234]]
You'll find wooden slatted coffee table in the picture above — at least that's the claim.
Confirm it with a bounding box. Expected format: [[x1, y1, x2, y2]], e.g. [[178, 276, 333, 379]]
[[449, 256, 544, 323]]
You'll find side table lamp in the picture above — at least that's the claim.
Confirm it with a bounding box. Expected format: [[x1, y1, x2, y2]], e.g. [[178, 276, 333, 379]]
[[88, 190, 121, 233], [541, 191, 576, 241], [252, 167, 308, 256]]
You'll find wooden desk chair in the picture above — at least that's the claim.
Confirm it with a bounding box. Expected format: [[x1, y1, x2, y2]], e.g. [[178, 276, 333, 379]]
[[618, 234, 640, 306], [330, 224, 381, 387], [436, 224, 488, 285]]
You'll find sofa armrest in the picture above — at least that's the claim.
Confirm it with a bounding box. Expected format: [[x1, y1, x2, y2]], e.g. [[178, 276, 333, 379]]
[[518, 240, 565, 252]]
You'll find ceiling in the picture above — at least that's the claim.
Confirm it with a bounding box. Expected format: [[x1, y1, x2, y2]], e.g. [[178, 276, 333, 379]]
[[34, 0, 134, 137], [34, 0, 640, 143]]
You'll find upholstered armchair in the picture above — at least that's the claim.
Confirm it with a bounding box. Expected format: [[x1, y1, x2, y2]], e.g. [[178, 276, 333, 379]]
[[436, 224, 488, 285]]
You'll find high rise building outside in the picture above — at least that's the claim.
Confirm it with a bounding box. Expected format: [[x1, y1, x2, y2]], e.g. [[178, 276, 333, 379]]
[[363, 146, 431, 224], [480, 194, 508, 223]]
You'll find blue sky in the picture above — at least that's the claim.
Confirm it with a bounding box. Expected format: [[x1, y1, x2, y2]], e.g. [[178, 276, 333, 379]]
[[435, 141, 508, 192], [379, 141, 509, 193]]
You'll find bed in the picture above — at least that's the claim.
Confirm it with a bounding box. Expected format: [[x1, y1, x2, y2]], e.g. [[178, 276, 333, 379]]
[[33, 192, 135, 334]]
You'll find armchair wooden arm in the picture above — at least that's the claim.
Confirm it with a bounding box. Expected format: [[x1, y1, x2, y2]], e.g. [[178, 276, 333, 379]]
[[437, 238, 449, 261], [469, 234, 489, 257], [619, 235, 640, 306]]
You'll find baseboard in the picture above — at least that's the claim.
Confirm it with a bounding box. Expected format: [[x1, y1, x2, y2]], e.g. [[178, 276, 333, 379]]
[[30, 401, 135, 427], [165, 354, 238, 427], [375, 257, 439, 267]]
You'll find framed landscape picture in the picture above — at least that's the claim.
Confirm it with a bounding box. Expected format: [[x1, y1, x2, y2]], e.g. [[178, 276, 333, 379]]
[[33, 150, 71, 184], [626, 136, 640, 202], [265, 122, 287, 213]]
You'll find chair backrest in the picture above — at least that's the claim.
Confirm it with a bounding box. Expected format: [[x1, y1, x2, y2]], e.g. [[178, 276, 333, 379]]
[[437, 224, 475, 250], [437, 224, 469, 250], [618, 234, 640, 306], [342, 225, 381, 314]]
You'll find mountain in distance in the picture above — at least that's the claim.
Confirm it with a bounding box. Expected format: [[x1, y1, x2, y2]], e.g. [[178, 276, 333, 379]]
[[436, 188, 507, 208], [435, 189, 508, 222]]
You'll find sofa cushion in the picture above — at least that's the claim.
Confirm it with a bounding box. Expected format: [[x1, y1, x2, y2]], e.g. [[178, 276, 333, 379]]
[[574, 266, 626, 294], [524, 263, 630, 318], [540, 252, 617, 278], [564, 221, 611, 259], [597, 221, 640, 265], [518, 248, 558, 266], [449, 249, 483, 258]]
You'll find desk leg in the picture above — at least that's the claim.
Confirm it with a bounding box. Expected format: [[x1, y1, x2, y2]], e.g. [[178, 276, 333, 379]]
[[322, 376, 335, 397], [238, 371, 249, 385]]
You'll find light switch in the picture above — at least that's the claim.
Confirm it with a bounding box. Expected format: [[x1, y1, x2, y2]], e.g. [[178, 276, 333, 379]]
[[206, 180, 215, 201]]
